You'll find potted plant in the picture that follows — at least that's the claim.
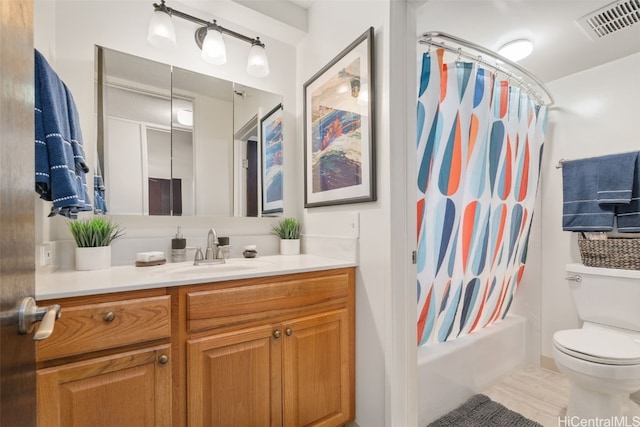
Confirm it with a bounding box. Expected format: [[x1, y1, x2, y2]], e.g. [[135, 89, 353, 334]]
[[271, 217, 301, 255], [68, 217, 125, 270]]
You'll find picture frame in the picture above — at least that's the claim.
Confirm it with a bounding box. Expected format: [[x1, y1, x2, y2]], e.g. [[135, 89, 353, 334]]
[[260, 103, 284, 215], [303, 27, 376, 208]]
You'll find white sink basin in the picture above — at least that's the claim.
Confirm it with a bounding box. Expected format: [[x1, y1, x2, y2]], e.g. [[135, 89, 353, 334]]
[[151, 258, 272, 278]]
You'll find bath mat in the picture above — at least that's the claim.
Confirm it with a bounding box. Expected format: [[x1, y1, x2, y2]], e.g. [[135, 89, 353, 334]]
[[427, 394, 542, 427]]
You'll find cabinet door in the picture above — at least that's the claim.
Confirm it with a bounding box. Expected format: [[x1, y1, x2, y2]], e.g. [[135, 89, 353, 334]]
[[282, 309, 353, 427], [187, 325, 282, 427], [37, 344, 171, 427]]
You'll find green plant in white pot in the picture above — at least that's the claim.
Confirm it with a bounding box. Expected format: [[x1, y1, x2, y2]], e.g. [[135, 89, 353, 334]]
[[271, 217, 301, 255], [68, 217, 124, 270]]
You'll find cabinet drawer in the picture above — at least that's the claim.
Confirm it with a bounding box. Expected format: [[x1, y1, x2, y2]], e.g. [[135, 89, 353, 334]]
[[37, 295, 171, 361], [187, 270, 351, 333]]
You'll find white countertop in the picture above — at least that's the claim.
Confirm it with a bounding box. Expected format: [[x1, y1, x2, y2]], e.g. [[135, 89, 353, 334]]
[[37, 254, 357, 300]]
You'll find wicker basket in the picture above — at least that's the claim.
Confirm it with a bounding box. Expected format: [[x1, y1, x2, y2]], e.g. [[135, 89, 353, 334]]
[[577, 235, 640, 270]]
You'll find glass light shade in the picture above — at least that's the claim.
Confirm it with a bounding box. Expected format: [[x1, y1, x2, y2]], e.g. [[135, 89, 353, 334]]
[[497, 39, 533, 62], [201, 28, 227, 65], [246, 44, 270, 78], [176, 110, 193, 126], [147, 10, 176, 48]]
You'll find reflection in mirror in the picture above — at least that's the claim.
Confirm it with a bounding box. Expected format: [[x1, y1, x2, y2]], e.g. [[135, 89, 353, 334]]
[[232, 84, 283, 217], [172, 67, 232, 216], [98, 48, 172, 215], [96, 46, 284, 217]]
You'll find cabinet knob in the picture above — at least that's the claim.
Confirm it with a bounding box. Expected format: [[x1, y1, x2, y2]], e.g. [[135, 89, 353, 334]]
[[158, 354, 169, 365], [273, 330, 281, 339], [285, 328, 292, 336], [103, 312, 116, 323]]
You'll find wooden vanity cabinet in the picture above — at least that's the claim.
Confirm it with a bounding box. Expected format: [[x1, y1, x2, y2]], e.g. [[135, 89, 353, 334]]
[[180, 267, 355, 427], [35, 289, 172, 427], [35, 267, 355, 427]]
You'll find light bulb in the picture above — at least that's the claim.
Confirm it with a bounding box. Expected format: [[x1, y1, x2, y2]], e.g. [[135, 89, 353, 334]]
[[247, 43, 269, 78], [147, 10, 176, 48], [497, 39, 533, 62], [201, 28, 227, 65]]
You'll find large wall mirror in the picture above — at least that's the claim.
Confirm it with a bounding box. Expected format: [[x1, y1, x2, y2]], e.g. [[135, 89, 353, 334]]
[[96, 46, 283, 217]]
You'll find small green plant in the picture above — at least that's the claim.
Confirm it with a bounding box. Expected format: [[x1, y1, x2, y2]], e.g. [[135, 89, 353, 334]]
[[68, 217, 125, 247], [271, 217, 301, 240]]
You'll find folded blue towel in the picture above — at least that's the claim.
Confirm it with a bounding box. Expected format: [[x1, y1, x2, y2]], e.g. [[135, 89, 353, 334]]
[[597, 152, 638, 204], [617, 154, 640, 232], [34, 49, 92, 218], [562, 158, 615, 231]]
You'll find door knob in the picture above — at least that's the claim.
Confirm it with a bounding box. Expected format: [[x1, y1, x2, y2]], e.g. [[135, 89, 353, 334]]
[[273, 330, 281, 339], [17, 297, 61, 340]]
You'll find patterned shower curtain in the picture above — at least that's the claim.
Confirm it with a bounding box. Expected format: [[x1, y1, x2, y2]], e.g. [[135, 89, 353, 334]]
[[416, 49, 548, 345]]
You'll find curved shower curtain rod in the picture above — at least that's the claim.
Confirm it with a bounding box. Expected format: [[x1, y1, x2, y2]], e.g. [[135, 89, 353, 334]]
[[419, 31, 555, 107]]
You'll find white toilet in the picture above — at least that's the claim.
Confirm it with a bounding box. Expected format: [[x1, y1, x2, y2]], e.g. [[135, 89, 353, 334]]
[[553, 264, 640, 419]]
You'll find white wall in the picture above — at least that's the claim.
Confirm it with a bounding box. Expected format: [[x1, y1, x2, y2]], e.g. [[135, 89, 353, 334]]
[[540, 52, 640, 359], [298, 1, 417, 426], [297, 4, 389, 426], [34, 0, 298, 251]]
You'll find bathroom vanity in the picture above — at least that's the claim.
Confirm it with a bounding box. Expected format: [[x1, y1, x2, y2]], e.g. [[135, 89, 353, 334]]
[[35, 255, 355, 427]]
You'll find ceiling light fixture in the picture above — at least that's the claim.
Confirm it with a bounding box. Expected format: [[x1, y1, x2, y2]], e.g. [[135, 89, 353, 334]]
[[176, 110, 193, 126], [497, 39, 533, 62], [147, 0, 270, 78]]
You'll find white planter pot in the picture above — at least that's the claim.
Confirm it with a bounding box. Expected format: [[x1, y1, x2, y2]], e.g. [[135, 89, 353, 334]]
[[75, 246, 111, 271], [279, 239, 300, 256]]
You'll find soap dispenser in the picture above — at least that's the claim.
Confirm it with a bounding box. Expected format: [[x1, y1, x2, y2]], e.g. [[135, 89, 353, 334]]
[[171, 226, 187, 263]]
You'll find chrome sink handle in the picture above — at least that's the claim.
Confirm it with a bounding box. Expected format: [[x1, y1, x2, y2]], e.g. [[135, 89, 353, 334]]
[[17, 297, 61, 341], [193, 247, 204, 265]]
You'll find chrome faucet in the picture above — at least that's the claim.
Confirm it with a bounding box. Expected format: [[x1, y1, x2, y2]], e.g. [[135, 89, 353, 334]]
[[192, 229, 225, 266], [205, 228, 219, 260]]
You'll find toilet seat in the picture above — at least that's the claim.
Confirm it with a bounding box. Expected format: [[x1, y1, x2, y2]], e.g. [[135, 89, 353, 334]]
[[554, 329, 640, 366]]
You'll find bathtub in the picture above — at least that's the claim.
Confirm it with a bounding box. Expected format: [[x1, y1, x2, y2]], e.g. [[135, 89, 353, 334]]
[[417, 314, 528, 425]]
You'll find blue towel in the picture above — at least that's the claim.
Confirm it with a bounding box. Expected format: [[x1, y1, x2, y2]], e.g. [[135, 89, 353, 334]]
[[617, 154, 640, 232], [596, 151, 638, 204], [34, 49, 92, 218], [562, 157, 615, 231], [94, 158, 107, 214]]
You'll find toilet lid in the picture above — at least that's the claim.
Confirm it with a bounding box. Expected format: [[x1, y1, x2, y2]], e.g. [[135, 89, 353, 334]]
[[554, 329, 640, 365]]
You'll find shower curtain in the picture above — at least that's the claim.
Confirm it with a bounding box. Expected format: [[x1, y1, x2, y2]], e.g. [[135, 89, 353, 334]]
[[416, 49, 547, 345]]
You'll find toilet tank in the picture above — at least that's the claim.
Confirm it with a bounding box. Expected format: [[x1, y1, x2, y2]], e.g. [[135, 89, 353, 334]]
[[566, 263, 640, 332]]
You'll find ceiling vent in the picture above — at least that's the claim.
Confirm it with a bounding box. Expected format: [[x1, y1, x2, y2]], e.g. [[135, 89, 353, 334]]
[[578, 0, 640, 39]]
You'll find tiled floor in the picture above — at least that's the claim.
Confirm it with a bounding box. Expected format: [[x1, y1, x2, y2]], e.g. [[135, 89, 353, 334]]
[[483, 365, 570, 427]]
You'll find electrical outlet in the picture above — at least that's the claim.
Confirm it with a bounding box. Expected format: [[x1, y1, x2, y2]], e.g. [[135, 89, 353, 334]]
[[40, 242, 53, 267]]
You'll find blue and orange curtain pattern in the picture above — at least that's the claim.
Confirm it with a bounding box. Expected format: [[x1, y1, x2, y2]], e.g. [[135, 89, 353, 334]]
[[416, 49, 547, 345]]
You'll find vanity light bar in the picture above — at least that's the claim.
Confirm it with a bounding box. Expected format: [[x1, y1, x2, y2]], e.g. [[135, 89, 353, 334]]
[[149, 0, 269, 77]]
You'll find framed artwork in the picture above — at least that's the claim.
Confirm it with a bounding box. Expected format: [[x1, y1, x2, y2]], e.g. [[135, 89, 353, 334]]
[[260, 103, 284, 215], [303, 27, 376, 208]]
